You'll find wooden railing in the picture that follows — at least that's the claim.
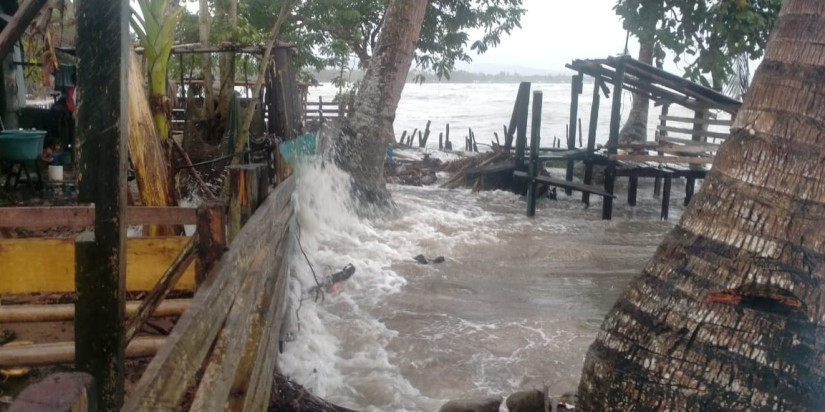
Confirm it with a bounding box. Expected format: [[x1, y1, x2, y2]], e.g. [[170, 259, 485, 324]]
[[611, 113, 732, 164]]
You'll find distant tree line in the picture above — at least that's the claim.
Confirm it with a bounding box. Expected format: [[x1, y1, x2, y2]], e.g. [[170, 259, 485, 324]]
[[310, 68, 571, 84]]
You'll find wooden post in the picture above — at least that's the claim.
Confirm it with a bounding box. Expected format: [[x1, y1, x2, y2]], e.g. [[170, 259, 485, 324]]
[[578, 117, 583, 147], [514, 84, 530, 170], [507, 82, 530, 152], [661, 175, 672, 220], [684, 176, 695, 206], [228, 164, 268, 242], [527, 91, 543, 217], [74, 0, 129, 409], [195, 202, 225, 287], [582, 79, 601, 206], [628, 175, 638, 206], [565, 73, 583, 195], [602, 60, 626, 220], [445, 124, 452, 151], [439, 132, 443, 150], [400, 130, 407, 146], [421, 120, 431, 147]]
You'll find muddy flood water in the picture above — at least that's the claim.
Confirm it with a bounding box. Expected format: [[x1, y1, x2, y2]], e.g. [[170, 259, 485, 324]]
[[277, 157, 693, 411]]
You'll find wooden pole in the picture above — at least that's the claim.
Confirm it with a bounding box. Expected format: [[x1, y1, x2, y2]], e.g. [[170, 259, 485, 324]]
[[684, 176, 695, 206], [75, 0, 129, 409], [507, 82, 530, 152], [578, 117, 583, 147], [195, 202, 226, 287], [582, 79, 601, 206], [171, 139, 215, 200], [602, 60, 626, 220], [527, 91, 543, 217], [0, 337, 165, 367], [439, 132, 443, 150], [628, 175, 638, 206], [661, 175, 672, 220], [565, 73, 583, 195], [0, 300, 191, 323], [123, 236, 196, 344], [0, 0, 49, 62], [421, 120, 431, 147], [514, 85, 530, 171]]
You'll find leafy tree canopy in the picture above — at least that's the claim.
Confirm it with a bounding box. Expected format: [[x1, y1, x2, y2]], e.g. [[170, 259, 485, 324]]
[[243, 0, 526, 81], [616, 0, 781, 88]]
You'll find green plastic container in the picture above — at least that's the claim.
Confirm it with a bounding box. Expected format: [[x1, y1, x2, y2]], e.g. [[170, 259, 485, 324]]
[[0, 130, 47, 162]]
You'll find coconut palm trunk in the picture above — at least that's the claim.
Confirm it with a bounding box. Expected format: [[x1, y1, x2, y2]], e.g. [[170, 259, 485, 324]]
[[618, 35, 654, 145], [578, 1, 825, 409], [344, 0, 428, 203]]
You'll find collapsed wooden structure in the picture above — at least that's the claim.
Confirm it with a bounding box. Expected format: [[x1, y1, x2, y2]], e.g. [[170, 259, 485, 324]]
[[493, 55, 742, 219]]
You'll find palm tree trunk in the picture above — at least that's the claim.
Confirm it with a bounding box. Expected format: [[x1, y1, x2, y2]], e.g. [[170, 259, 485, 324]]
[[578, 1, 825, 409], [199, 0, 214, 117], [217, 0, 237, 118], [344, 0, 427, 204], [618, 35, 654, 145]]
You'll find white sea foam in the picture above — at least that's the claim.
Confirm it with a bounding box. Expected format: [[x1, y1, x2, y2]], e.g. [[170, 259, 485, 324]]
[[280, 84, 687, 412]]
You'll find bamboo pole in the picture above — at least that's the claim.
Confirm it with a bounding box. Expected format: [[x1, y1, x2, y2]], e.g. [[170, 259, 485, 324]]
[[0, 337, 165, 367], [0, 299, 191, 323]]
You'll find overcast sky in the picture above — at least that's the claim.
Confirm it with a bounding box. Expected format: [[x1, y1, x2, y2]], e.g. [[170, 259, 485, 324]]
[[457, 0, 638, 74]]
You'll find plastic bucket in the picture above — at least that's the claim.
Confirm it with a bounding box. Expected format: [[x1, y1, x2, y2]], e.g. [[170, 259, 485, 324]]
[[48, 165, 63, 181], [0, 130, 47, 162]]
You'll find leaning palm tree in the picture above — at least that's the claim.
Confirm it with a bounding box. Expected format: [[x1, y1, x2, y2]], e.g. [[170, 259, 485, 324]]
[[578, 1, 825, 409]]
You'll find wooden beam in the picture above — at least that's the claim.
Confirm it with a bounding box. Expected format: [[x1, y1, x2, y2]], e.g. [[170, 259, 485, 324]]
[[0, 299, 191, 323], [75, 0, 130, 408], [609, 154, 715, 164], [565, 73, 583, 195], [123, 177, 295, 412], [660, 114, 732, 126], [133, 42, 292, 55], [0, 206, 199, 228], [513, 83, 531, 168], [0, 237, 196, 294], [195, 202, 226, 287], [657, 125, 729, 140], [527, 91, 543, 217], [602, 60, 626, 220], [0, 337, 165, 367], [582, 79, 602, 206], [0, 0, 49, 62]]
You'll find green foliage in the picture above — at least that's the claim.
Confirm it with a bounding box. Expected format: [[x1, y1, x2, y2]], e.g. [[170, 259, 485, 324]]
[[615, 0, 781, 88], [279, 0, 525, 86]]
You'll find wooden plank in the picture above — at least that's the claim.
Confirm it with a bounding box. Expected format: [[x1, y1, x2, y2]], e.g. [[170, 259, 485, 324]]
[[128, 207, 199, 225], [0, 337, 165, 367], [0, 237, 196, 294], [660, 114, 732, 126], [514, 83, 531, 169], [609, 154, 715, 164], [617, 142, 720, 153], [658, 136, 723, 146], [513, 171, 615, 198], [0, 206, 94, 228], [0, 206, 198, 228], [238, 237, 291, 410], [657, 125, 729, 140], [123, 177, 295, 412]]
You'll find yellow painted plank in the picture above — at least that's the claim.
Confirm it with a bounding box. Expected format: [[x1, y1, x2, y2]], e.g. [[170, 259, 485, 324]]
[[0, 237, 194, 294]]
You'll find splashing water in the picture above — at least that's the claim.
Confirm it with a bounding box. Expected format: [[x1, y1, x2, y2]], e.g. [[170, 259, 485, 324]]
[[279, 150, 682, 411]]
